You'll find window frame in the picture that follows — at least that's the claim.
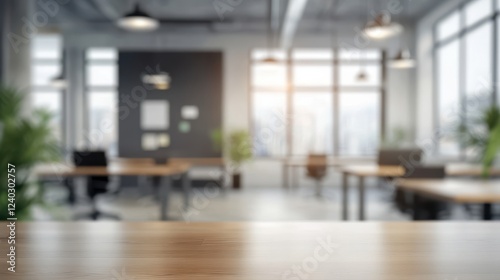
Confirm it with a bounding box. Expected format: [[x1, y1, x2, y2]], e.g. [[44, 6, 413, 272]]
[[30, 34, 65, 144], [84, 48, 119, 155], [250, 48, 386, 159], [433, 0, 498, 158]]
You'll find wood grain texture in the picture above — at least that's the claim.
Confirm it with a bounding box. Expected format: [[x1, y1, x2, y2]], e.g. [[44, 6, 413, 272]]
[[170, 157, 226, 166], [446, 163, 500, 177], [285, 157, 373, 167], [341, 165, 405, 177], [34, 162, 191, 177], [396, 178, 500, 203], [342, 164, 500, 178], [1, 222, 500, 280]]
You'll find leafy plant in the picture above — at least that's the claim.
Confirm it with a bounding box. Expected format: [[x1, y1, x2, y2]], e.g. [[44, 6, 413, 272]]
[[456, 106, 500, 178], [381, 126, 408, 148], [228, 130, 252, 171], [210, 128, 252, 172], [0, 86, 60, 220], [210, 128, 223, 153]]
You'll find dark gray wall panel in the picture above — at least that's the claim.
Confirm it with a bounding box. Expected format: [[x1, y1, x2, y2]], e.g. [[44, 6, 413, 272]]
[[118, 51, 222, 159]]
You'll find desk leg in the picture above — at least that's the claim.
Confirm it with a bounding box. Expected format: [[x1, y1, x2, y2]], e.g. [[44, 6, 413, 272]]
[[182, 172, 191, 210], [342, 172, 349, 221], [220, 166, 225, 189], [483, 203, 493, 220], [358, 176, 366, 221], [159, 176, 171, 221], [66, 178, 76, 205], [412, 193, 421, 221]]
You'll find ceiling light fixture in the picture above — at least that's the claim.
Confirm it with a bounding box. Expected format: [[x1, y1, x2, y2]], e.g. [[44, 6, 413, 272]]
[[117, 4, 159, 32], [356, 69, 368, 82], [363, 13, 403, 40], [262, 0, 280, 63], [142, 72, 171, 90], [51, 73, 67, 89], [389, 49, 416, 69]]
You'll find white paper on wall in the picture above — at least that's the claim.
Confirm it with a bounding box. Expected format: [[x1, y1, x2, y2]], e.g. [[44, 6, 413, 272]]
[[158, 133, 170, 147], [181, 105, 199, 120], [141, 100, 169, 129], [142, 133, 159, 151]]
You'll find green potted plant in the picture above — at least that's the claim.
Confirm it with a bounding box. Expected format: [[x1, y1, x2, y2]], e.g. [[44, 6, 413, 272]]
[[0, 86, 60, 220], [381, 126, 409, 148], [456, 105, 500, 178], [211, 128, 252, 189]]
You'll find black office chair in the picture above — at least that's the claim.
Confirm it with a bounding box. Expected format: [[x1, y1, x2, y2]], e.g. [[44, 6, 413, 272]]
[[73, 151, 120, 220], [394, 165, 449, 220]]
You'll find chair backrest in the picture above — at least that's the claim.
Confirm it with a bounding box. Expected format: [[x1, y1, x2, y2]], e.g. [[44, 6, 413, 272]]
[[404, 165, 445, 179], [306, 154, 327, 179], [377, 148, 423, 166], [73, 150, 109, 184], [73, 151, 107, 167]]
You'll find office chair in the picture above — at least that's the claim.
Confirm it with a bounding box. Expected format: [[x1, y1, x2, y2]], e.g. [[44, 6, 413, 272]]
[[377, 148, 423, 167], [394, 165, 448, 220], [73, 151, 120, 221], [377, 148, 424, 194], [305, 154, 329, 198]]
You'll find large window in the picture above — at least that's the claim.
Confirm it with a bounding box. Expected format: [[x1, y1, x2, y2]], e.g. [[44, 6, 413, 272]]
[[435, 0, 497, 157], [85, 48, 118, 155], [251, 49, 383, 158], [31, 34, 63, 141]]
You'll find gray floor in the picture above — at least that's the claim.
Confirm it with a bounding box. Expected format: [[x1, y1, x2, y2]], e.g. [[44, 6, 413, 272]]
[[35, 160, 476, 221]]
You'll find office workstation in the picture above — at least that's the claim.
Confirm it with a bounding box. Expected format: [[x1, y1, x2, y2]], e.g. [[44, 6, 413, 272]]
[[1, 0, 500, 278]]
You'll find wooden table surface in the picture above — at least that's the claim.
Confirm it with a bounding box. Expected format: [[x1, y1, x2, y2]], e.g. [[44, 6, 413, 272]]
[[170, 157, 226, 166], [340, 164, 500, 220], [35, 161, 191, 177], [341, 163, 500, 178], [1, 222, 500, 280], [284, 157, 373, 167], [341, 164, 405, 177], [396, 178, 500, 203], [34, 162, 192, 220]]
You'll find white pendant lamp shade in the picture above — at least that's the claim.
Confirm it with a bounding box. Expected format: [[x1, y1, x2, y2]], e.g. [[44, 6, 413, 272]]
[[117, 4, 159, 32], [364, 13, 403, 40], [389, 49, 416, 69], [51, 74, 67, 89], [142, 72, 171, 90]]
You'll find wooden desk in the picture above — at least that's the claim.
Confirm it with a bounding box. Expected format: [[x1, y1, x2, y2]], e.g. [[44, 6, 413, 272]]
[[340, 164, 500, 221], [396, 178, 500, 220], [446, 163, 500, 176], [2, 222, 500, 279], [283, 157, 373, 189], [170, 157, 225, 166], [340, 165, 404, 220], [35, 162, 191, 220], [171, 157, 226, 187]]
